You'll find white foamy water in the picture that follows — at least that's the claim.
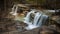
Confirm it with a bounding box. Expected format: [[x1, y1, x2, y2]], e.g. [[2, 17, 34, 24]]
[[24, 9, 36, 24], [25, 24, 38, 30], [24, 9, 48, 30], [10, 5, 18, 16], [33, 12, 42, 26]]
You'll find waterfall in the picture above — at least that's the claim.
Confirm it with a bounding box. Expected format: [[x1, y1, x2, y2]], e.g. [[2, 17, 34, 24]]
[[37, 15, 48, 26], [24, 9, 48, 30], [33, 12, 42, 26], [24, 9, 36, 24], [10, 5, 18, 16]]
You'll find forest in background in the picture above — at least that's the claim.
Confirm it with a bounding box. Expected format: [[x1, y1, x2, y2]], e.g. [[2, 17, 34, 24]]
[[0, 0, 60, 17]]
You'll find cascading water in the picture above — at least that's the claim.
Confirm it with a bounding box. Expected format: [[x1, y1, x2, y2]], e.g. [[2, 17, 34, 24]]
[[33, 12, 42, 26], [37, 15, 48, 26], [10, 5, 23, 31], [10, 5, 18, 16], [24, 9, 48, 30], [24, 9, 36, 24]]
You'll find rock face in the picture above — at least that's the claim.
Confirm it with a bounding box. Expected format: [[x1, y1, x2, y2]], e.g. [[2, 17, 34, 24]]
[[0, 17, 40, 34], [2, 28, 40, 34], [0, 18, 16, 32], [0, 17, 27, 34]]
